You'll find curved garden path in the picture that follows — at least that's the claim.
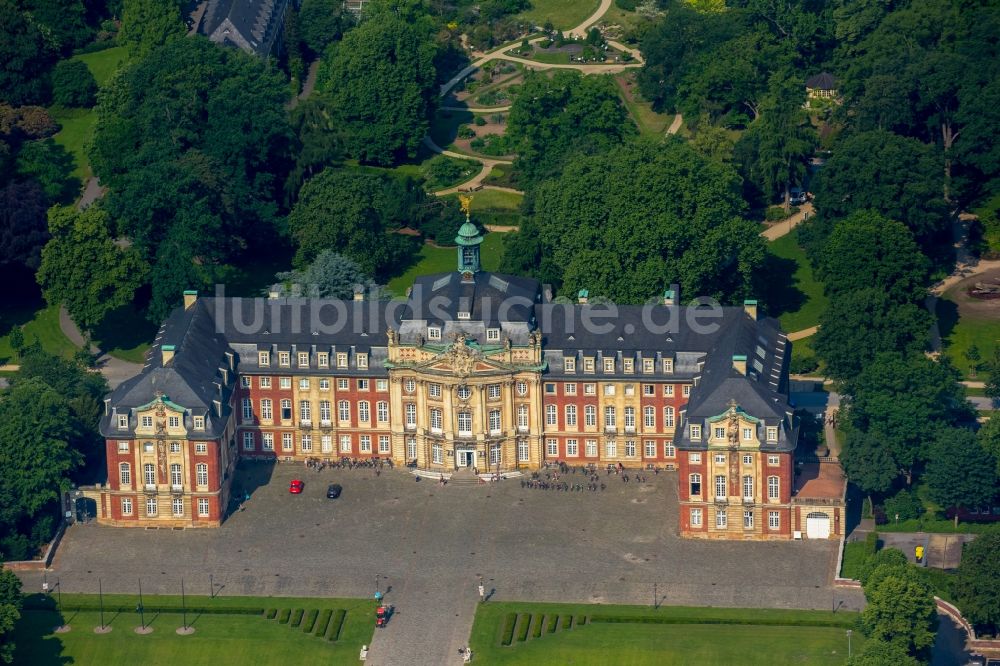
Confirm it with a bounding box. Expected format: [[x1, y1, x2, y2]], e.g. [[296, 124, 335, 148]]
[[58, 306, 145, 388], [567, 0, 613, 38]]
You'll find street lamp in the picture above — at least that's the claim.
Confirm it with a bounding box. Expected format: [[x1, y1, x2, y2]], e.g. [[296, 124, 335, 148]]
[[846, 629, 852, 658]]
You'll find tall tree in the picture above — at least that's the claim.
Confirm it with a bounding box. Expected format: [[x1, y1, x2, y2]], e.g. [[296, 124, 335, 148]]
[[270, 250, 378, 299], [861, 568, 937, 658], [0, 0, 54, 105], [847, 639, 921, 666], [118, 0, 186, 60], [924, 427, 998, 526], [0, 566, 21, 665], [840, 427, 896, 509], [21, 0, 93, 54], [36, 206, 148, 334], [953, 531, 1000, 633], [298, 0, 351, 58], [15, 138, 77, 203], [816, 210, 930, 304], [980, 416, 1000, 477], [0, 179, 49, 270], [318, 10, 436, 165]]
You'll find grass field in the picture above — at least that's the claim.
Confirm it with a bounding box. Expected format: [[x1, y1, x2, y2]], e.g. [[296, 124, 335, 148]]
[[11, 593, 373, 666], [764, 230, 828, 333], [387, 233, 506, 295], [936, 294, 1000, 380], [469, 602, 861, 665], [0, 302, 79, 365], [516, 0, 602, 30], [442, 188, 523, 213], [614, 75, 673, 138], [74, 46, 127, 87]]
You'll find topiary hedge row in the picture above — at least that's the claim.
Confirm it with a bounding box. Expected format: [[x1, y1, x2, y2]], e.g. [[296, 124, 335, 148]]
[[302, 609, 318, 633], [516, 613, 530, 642], [500, 613, 516, 646], [589, 615, 856, 628], [278, 608, 291, 624], [314, 609, 332, 637], [328, 609, 346, 641], [290, 608, 303, 627]]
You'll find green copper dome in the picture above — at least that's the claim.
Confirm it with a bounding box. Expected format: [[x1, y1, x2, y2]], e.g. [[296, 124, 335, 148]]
[[455, 220, 483, 246]]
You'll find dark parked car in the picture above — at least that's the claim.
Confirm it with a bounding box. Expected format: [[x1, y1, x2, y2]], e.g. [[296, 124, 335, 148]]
[[326, 484, 342, 499], [789, 187, 807, 205]]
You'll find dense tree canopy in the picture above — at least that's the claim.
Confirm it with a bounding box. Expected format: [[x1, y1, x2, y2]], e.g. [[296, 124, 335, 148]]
[[954, 531, 1000, 633], [36, 206, 148, 334], [51, 59, 98, 107], [861, 567, 937, 658], [318, 10, 437, 165], [298, 0, 352, 58], [0, 567, 21, 665], [15, 138, 77, 203], [118, 0, 186, 59], [0, 180, 49, 270], [0, 0, 55, 105], [503, 139, 764, 303], [924, 428, 998, 523], [271, 250, 379, 300], [847, 639, 921, 666]]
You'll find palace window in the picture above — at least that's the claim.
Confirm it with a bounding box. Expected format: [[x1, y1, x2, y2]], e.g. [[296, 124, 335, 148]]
[[146, 497, 158, 517], [715, 475, 726, 498], [768, 455, 779, 466], [144, 463, 156, 486], [262, 433, 274, 451], [430, 408, 442, 432], [583, 358, 595, 373], [564, 383, 576, 395], [488, 384, 501, 399], [143, 442, 154, 453], [340, 435, 352, 453], [358, 401, 370, 423], [643, 384, 654, 397], [714, 453, 726, 464], [487, 328, 500, 342], [643, 359, 654, 373], [141, 416, 153, 428], [604, 406, 616, 428], [406, 436, 417, 460], [240, 376, 251, 388], [357, 354, 368, 369], [299, 434, 310, 452], [432, 444, 443, 464], [546, 405, 557, 426], [168, 416, 179, 428], [260, 377, 272, 388], [690, 508, 702, 527], [624, 407, 635, 430], [242, 399, 253, 421], [360, 435, 372, 453], [564, 357, 576, 373], [429, 383, 442, 398], [170, 463, 182, 487], [170, 441, 181, 454], [338, 400, 350, 422], [337, 378, 348, 390], [377, 401, 389, 423], [742, 475, 754, 500], [743, 427, 753, 441], [119, 463, 131, 486], [358, 379, 369, 390], [427, 327, 441, 340], [243, 432, 255, 450], [566, 439, 578, 456], [664, 407, 675, 428], [404, 378, 416, 393], [682, 385, 691, 397], [713, 427, 725, 439], [664, 384, 674, 397], [457, 385, 472, 399], [280, 377, 291, 389], [121, 497, 133, 516], [258, 351, 270, 366], [377, 379, 388, 392], [299, 400, 311, 423], [546, 439, 558, 456], [118, 440, 130, 452], [690, 425, 701, 440], [584, 405, 596, 427], [584, 383, 596, 395], [517, 404, 528, 430], [261, 399, 272, 421], [565, 405, 577, 427], [379, 435, 390, 454], [768, 511, 780, 529], [280, 399, 292, 421], [625, 440, 636, 457], [545, 383, 556, 394], [278, 352, 290, 367], [489, 410, 501, 434], [743, 454, 753, 465], [664, 443, 675, 458], [768, 476, 780, 500], [644, 440, 655, 458], [195, 443, 207, 454], [689, 452, 701, 464], [716, 509, 727, 528], [405, 403, 417, 428], [663, 359, 673, 373], [586, 439, 597, 457], [605, 439, 617, 457], [298, 352, 309, 367], [172, 498, 184, 516], [198, 498, 209, 517], [319, 400, 331, 424], [299, 378, 310, 390], [518, 440, 530, 462], [623, 358, 634, 373], [193, 416, 204, 430], [603, 358, 615, 373], [117, 414, 129, 429], [744, 510, 754, 528], [766, 427, 778, 441], [321, 435, 332, 453], [336, 353, 348, 368], [196, 463, 208, 486], [318, 353, 329, 368], [458, 411, 472, 436], [604, 384, 615, 396], [516, 381, 528, 396], [490, 444, 501, 464]]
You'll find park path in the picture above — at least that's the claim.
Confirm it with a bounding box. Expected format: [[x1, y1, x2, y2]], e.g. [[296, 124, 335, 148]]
[[666, 112, 683, 135], [759, 202, 814, 241], [440, 104, 511, 113], [567, 0, 613, 38], [423, 135, 517, 197], [57, 306, 144, 388]]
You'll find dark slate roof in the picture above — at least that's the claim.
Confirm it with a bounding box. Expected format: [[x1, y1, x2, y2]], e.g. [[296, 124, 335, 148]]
[[805, 72, 837, 90], [402, 272, 541, 326], [200, 0, 288, 57], [212, 297, 399, 346]]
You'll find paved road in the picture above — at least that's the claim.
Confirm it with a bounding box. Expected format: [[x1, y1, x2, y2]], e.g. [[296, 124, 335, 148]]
[[23, 463, 860, 664]]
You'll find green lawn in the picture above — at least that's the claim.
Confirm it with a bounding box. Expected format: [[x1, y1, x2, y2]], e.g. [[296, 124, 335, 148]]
[[73, 46, 127, 87], [764, 229, 828, 333], [516, 49, 572, 65], [0, 303, 79, 365], [840, 541, 868, 579], [443, 188, 523, 213], [936, 293, 1000, 380], [616, 80, 673, 138], [469, 602, 860, 665], [387, 233, 506, 296], [971, 192, 1000, 254], [12, 593, 373, 666], [516, 0, 602, 30]]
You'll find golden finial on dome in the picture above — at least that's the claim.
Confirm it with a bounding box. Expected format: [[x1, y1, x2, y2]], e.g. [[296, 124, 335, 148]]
[[458, 194, 473, 220]]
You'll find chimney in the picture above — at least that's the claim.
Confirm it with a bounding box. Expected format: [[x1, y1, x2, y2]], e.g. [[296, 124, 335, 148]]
[[183, 290, 198, 309], [663, 289, 675, 306], [577, 289, 589, 305], [268, 284, 282, 299], [161, 344, 176, 365], [743, 299, 758, 320], [353, 285, 365, 301], [732, 354, 747, 375]]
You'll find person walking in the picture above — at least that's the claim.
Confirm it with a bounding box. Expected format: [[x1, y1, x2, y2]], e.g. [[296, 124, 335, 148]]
[[478, 580, 486, 603]]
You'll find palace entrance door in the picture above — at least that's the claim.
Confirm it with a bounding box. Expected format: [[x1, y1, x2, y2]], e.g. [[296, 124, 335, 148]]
[[456, 448, 477, 469]]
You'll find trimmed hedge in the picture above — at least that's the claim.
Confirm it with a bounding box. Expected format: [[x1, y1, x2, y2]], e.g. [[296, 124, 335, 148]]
[[278, 608, 290, 624], [516, 613, 530, 642], [589, 615, 856, 629], [290, 608, 304, 627], [500, 613, 516, 646], [302, 608, 318, 633], [314, 609, 332, 637], [574, 615, 587, 626], [545, 614, 557, 633], [328, 609, 346, 641], [560, 614, 572, 630], [23, 602, 264, 616], [266, 608, 277, 619], [530, 614, 542, 638], [863, 531, 879, 557]]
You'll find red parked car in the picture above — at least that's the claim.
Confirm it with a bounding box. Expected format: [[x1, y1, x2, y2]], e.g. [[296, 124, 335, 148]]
[[289, 479, 304, 494]]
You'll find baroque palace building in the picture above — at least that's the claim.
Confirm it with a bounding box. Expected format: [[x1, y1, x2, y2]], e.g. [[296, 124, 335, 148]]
[[92, 219, 843, 540]]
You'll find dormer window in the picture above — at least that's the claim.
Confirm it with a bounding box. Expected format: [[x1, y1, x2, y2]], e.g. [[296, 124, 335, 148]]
[[603, 358, 615, 373], [663, 358, 674, 373], [298, 352, 309, 367], [584, 358, 595, 373], [258, 351, 270, 366], [642, 358, 654, 373], [427, 327, 442, 340], [193, 416, 205, 430], [278, 352, 290, 366], [336, 352, 348, 368], [317, 352, 329, 368], [357, 353, 368, 369], [117, 414, 129, 429], [486, 328, 500, 342], [564, 358, 576, 373], [766, 426, 778, 442], [623, 358, 634, 373], [457, 312, 471, 320], [690, 424, 701, 440], [168, 416, 179, 428], [141, 416, 153, 428]]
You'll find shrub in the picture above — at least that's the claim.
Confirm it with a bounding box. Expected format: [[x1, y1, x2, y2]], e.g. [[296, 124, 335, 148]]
[[500, 612, 516, 645], [561, 615, 572, 630], [51, 60, 98, 107], [545, 614, 557, 633], [266, 608, 277, 619], [315, 609, 332, 636], [574, 614, 587, 626], [863, 530, 880, 558], [302, 608, 318, 632], [516, 613, 530, 642], [790, 354, 819, 375], [278, 608, 290, 624], [328, 609, 346, 640], [531, 614, 542, 638], [457, 125, 475, 139], [470, 137, 485, 150], [883, 489, 924, 522], [615, 0, 637, 9], [474, 116, 487, 126], [290, 608, 303, 627], [765, 205, 800, 221]]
